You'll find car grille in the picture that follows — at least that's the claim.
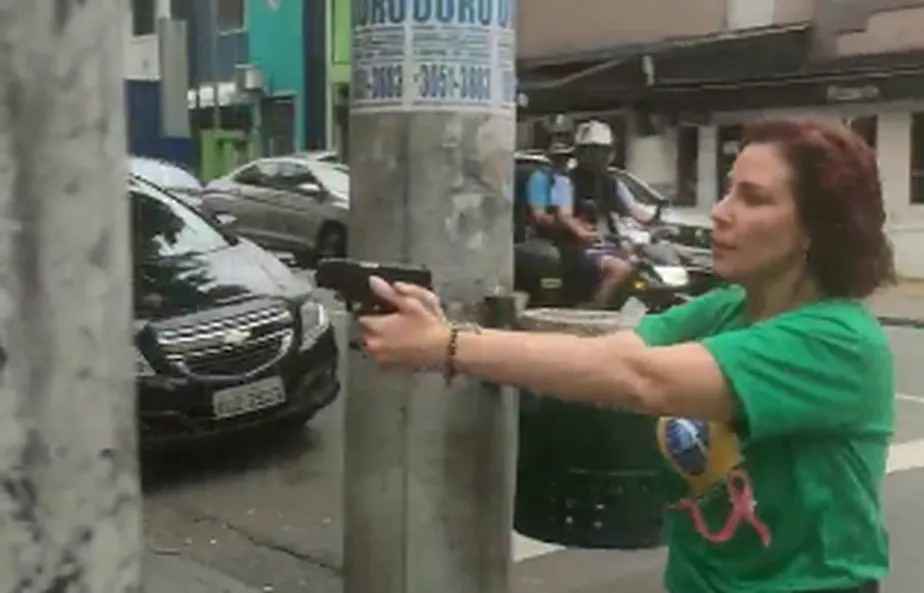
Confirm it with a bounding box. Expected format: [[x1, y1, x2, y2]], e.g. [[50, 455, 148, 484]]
[[155, 303, 294, 379]]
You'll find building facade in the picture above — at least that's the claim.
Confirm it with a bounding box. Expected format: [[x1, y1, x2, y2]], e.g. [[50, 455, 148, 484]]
[[248, 0, 307, 155], [125, 0, 195, 167], [169, 0, 252, 179], [518, 0, 924, 279]]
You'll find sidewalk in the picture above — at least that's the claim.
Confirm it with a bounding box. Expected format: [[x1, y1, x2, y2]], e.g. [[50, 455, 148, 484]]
[[144, 551, 259, 593], [868, 279, 924, 327]]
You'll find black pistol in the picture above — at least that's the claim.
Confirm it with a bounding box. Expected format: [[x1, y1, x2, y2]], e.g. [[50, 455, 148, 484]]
[[315, 258, 433, 314]]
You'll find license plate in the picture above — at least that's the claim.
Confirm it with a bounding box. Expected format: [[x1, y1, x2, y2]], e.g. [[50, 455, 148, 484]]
[[540, 277, 563, 289], [213, 376, 286, 419]]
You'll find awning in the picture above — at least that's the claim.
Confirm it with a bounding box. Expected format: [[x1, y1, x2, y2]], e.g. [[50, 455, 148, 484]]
[[518, 22, 924, 117], [517, 23, 814, 116]]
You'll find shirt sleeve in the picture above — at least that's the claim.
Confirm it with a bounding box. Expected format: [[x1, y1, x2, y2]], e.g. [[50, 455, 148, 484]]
[[549, 175, 574, 211], [527, 170, 550, 212], [635, 286, 744, 347], [702, 312, 892, 443]]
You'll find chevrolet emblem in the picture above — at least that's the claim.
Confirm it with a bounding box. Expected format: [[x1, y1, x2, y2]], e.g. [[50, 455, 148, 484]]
[[223, 328, 251, 346]]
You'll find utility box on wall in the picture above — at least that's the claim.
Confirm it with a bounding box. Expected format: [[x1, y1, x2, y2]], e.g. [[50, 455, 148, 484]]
[[235, 63, 266, 95]]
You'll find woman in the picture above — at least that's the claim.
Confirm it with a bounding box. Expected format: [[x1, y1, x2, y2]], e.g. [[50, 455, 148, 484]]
[[359, 119, 895, 593]]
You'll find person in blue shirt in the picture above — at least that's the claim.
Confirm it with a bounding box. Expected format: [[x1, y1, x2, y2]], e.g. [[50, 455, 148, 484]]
[[526, 139, 633, 306], [525, 141, 581, 240]]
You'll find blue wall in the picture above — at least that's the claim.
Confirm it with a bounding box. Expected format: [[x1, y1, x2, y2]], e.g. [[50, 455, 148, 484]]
[[126, 80, 195, 168]]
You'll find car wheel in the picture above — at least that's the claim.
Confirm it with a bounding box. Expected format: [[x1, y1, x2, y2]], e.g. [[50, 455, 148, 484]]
[[316, 224, 347, 261]]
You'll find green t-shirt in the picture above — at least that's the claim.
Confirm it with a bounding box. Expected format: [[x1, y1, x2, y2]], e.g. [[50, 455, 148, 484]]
[[635, 285, 894, 593]]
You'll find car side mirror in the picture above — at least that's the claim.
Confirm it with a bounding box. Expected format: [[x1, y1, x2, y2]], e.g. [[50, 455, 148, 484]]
[[211, 212, 240, 245], [215, 212, 238, 228], [297, 182, 322, 197]]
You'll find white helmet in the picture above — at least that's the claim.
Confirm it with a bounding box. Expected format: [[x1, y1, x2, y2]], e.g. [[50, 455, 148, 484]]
[[575, 120, 613, 147]]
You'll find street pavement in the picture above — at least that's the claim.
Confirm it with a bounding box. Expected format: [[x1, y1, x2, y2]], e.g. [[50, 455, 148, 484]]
[[143, 274, 924, 593]]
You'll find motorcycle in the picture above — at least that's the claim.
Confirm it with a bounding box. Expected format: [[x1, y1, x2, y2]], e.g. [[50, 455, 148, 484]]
[[648, 223, 722, 297], [514, 201, 693, 314]]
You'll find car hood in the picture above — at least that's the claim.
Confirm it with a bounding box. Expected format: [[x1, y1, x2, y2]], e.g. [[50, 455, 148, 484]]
[[135, 238, 311, 319]]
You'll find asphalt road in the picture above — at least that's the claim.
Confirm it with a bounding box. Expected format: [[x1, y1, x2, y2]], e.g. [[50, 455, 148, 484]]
[[140, 278, 924, 593]]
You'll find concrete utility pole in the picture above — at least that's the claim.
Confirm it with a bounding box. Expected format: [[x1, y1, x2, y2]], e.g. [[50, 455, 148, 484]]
[[0, 2, 141, 591], [345, 1, 518, 592]]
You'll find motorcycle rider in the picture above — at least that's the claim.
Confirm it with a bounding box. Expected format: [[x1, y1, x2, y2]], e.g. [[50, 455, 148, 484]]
[[525, 134, 633, 307], [568, 120, 661, 306], [571, 120, 658, 235]]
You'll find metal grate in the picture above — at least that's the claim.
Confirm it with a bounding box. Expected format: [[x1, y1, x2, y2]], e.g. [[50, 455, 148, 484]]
[[156, 304, 294, 378]]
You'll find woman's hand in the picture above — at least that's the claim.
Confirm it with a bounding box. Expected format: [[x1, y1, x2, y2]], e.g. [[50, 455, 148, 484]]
[[576, 224, 600, 245], [358, 277, 451, 371]]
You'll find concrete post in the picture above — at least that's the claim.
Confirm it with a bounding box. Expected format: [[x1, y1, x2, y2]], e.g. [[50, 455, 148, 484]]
[[345, 1, 518, 592], [0, 2, 141, 591]]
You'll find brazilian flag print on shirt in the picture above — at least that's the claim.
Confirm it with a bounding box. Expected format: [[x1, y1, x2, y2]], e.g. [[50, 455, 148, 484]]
[[635, 285, 894, 593]]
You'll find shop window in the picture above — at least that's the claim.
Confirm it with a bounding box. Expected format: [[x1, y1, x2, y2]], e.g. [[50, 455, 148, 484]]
[[911, 114, 924, 205], [262, 98, 295, 156], [675, 126, 699, 206], [717, 125, 743, 201], [132, 0, 155, 36], [218, 0, 245, 32], [845, 115, 877, 150]]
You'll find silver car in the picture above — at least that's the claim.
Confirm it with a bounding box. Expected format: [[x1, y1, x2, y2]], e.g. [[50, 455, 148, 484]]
[[201, 156, 349, 267]]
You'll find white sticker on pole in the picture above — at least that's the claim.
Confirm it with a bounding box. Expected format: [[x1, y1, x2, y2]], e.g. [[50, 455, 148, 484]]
[[352, 0, 517, 113]]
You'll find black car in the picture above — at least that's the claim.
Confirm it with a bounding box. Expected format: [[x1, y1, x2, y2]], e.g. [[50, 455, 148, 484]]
[[130, 175, 339, 449]]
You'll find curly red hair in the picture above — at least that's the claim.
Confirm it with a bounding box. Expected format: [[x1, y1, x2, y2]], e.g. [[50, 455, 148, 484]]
[[742, 119, 895, 298]]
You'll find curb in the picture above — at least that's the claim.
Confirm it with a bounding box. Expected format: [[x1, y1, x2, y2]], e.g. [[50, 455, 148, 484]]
[[877, 316, 924, 329]]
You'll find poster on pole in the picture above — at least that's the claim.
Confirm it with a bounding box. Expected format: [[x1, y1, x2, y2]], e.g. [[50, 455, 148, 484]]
[[351, 0, 517, 114]]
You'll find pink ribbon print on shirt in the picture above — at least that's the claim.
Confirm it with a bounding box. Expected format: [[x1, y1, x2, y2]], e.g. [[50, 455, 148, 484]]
[[657, 418, 773, 548]]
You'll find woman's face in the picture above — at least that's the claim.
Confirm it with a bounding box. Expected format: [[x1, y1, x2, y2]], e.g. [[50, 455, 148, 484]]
[[711, 143, 811, 285]]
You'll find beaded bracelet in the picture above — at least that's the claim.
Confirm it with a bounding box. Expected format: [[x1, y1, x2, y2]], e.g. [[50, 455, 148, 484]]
[[444, 322, 481, 385]]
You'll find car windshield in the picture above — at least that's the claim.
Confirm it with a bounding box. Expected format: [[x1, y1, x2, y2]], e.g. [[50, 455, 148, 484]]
[[613, 170, 665, 207], [309, 162, 350, 197], [131, 181, 228, 260]]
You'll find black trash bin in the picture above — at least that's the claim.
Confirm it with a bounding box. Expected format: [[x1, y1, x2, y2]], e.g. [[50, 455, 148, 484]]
[[514, 308, 666, 549]]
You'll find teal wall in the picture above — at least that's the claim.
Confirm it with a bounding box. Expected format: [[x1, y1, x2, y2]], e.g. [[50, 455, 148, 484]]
[[248, 0, 306, 150]]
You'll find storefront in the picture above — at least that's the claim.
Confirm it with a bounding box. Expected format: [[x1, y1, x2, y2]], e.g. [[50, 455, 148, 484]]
[[517, 24, 924, 277]]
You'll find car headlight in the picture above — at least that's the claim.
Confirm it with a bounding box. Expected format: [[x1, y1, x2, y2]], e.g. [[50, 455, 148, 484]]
[[653, 265, 689, 288], [299, 301, 329, 350], [135, 346, 156, 377]]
